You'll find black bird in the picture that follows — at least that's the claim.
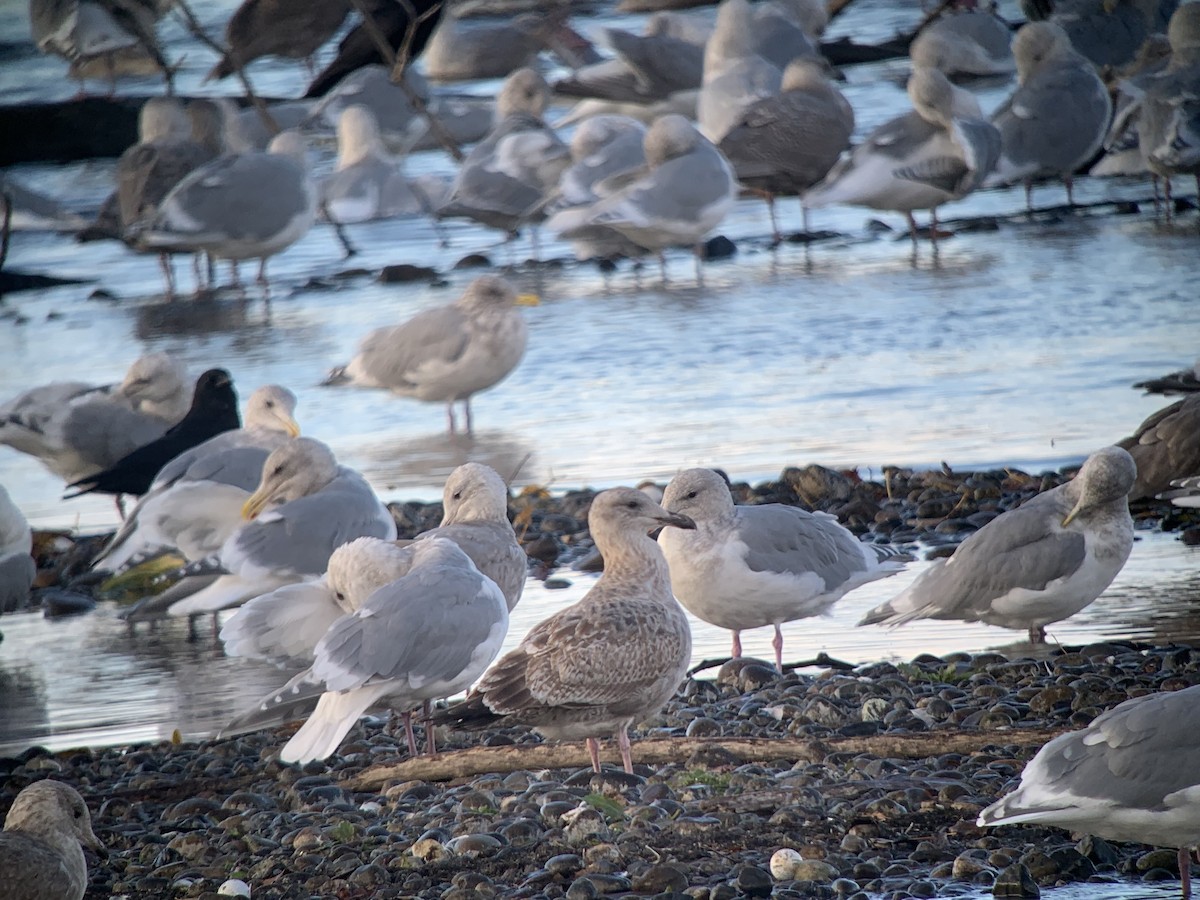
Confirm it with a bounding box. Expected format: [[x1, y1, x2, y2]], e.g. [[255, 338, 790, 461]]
[[303, 0, 443, 98], [64, 369, 240, 512]]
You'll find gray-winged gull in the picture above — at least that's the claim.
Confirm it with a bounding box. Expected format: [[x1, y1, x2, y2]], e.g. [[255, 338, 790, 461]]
[[909, 4, 1015, 78], [1020, 0, 1176, 70], [978, 684, 1200, 899], [433, 488, 696, 774], [1134, 359, 1200, 396], [135, 130, 316, 289], [859, 446, 1136, 643], [29, 0, 170, 93], [718, 58, 854, 238], [1160, 475, 1200, 508], [659, 468, 904, 672], [424, 11, 559, 82], [159, 437, 395, 617], [95, 385, 300, 574], [987, 21, 1112, 209], [325, 275, 531, 435], [256, 537, 509, 763], [1117, 393, 1200, 501], [697, 0, 784, 144], [308, 65, 429, 153], [0, 780, 102, 900], [320, 105, 430, 224], [206, 0, 350, 81], [806, 66, 1001, 245], [0, 485, 36, 614]]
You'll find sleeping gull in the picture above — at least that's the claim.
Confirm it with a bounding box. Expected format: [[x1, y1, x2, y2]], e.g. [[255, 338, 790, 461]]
[[320, 105, 430, 224], [206, 0, 350, 81], [0, 485, 36, 614], [308, 65, 429, 153], [859, 446, 1136, 643], [806, 66, 1001, 245], [1117, 394, 1200, 501], [717, 58, 854, 239], [658, 467, 904, 672], [909, 3, 1015, 78], [0, 780, 102, 900], [135, 130, 316, 289], [161, 437, 395, 617], [697, 0, 784, 144], [1020, 0, 1176, 70], [0, 352, 188, 484], [1134, 359, 1200, 396], [251, 537, 508, 764], [94, 385, 300, 574], [424, 11, 559, 82], [433, 488, 695, 775], [64, 368, 241, 506], [978, 684, 1200, 899], [987, 21, 1112, 209], [549, 113, 737, 279], [324, 275, 531, 435]]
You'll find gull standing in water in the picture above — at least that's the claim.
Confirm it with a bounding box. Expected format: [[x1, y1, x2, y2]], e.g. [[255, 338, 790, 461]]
[[0, 486, 35, 614], [320, 105, 431, 223], [433, 488, 695, 775]]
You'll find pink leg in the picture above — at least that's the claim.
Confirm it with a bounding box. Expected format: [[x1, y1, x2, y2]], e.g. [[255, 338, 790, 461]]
[[1024, 180, 1033, 213], [1064, 176, 1075, 207], [423, 700, 437, 757], [446, 403, 458, 434], [772, 625, 785, 673], [463, 399, 474, 436], [402, 711, 418, 757], [905, 211, 918, 245], [586, 736, 601, 773], [731, 631, 742, 659], [1179, 847, 1192, 899], [617, 725, 633, 774]]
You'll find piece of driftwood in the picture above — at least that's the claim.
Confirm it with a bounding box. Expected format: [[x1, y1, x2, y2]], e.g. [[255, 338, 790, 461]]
[[343, 728, 1059, 789]]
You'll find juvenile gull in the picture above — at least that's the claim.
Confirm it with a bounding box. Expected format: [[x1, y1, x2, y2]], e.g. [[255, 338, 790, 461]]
[[29, 0, 170, 93], [320, 105, 429, 224], [987, 21, 1112, 208], [163, 437, 396, 617], [424, 12, 559, 82], [1021, 0, 1177, 70], [206, 0, 350, 81], [255, 537, 508, 764], [978, 684, 1200, 899], [94, 385, 300, 574], [1134, 359, 1200, 396], [0, 780, 102, 900], [1117, 394, 1200, 501], [697, 0, 784, 144], [909, 4, 1015, 78], [0, 485, 36, 614], [325, 275, 530, 435], [658, 468, 903, 672], [433, 488, 695, 775], [859, 446, 1136, 643]]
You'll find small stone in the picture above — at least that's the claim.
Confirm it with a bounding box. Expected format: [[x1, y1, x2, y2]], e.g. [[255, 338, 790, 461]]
[[770, 849, 803, 881], [732, 864, 772, 896], [992, 863, 1040, 898], [631, 863, 688, 893], [379, 263, 438, 283]]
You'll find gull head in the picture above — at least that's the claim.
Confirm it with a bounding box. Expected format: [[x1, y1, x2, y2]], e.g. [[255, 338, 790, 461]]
[[244, 384, 300, 437], [1061, 446, 1136, 527], [242, 437, 338, 520], [661, 467, 736, 523]]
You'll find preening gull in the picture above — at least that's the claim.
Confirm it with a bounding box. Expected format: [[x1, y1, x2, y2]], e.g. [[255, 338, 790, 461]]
[[0, 485, 36, 614], [206, 0, 350, 82], [94, 385, 300, 573], [978, 684, 1200, 899], [0, 352, 188, 483], [163, 437, 396, 617], [987, 21, 1112, 208], [325, 274, 531, 435], [806, 66, 1001, 244], [909, 4, 1015, 78], [320, 105, 429, 224], [697, 0, 784, 144], [659, 468, 904, 672], [64, 368, 241, 504], [1134, 359, 1200, 396], [308, 65, 429, 153], [433, 488, 695, 774], [0, 780, 102, 900], [255, 537, 509, 764], [1117, 394, 1200, 501], [859, 446, 1136, 643]]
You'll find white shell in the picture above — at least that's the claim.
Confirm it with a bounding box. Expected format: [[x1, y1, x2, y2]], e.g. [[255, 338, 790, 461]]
[[218, 879, 252, 898], [769, 847, 804, 881]]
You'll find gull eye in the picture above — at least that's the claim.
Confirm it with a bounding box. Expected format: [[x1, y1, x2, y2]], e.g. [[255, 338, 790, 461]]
[[626, 500, 639, 509], [686, 490, 697, 499], [452, 491, 463, 500], [335, 592, 345, 602]]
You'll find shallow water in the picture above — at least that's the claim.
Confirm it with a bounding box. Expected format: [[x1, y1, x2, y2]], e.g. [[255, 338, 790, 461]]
[[1, 0, 1199, 755]]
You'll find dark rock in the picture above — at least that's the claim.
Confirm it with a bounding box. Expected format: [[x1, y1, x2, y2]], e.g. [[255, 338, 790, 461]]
[[379, 263, 439, 283], [993, 863, 1041, 898]]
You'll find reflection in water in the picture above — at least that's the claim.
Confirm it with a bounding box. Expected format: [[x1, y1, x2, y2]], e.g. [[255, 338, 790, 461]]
[[133, 294, 264, 340], [357, 429, 538, 494]]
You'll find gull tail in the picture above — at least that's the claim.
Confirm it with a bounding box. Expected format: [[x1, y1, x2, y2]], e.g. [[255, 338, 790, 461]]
[[428, 693, 502, 731], [278, 688, 382, 764]]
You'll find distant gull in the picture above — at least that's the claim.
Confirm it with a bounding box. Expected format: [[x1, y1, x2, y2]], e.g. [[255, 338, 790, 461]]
[[64, 369, 241, 510], [978, 684, 1200, 899], [206, 0, 351, 82], [909, 4, 1015, 78], [0, 780, 102, 900], [29, 0, 171, 93], [1134, 359, 1200, 396], [255, 537, 508, 764], [94, 385, 300, 574], [325, 275, 531, 435], [0, 485, 36, 614], [1020, 0, 1177, 70], [806, 66, 1001, 245], [987, 21, 1112, 209], [697, 0, 784, 144], [135, 130, 316, 289], [162, 437, 395, 617], [1090, 35, 1175, 183], [320, 105, 430, 224], [433, 488, 696, 774], [0, 174, 86, 232], [308, 65, 429, 153], [659, 467, 904, 672], [859, 446, 1136, 643], [1160, 475, 1200, 508], [1117, 394, 1200, 501], [424, 11, 559, 82], [0, 353, 188, 484]]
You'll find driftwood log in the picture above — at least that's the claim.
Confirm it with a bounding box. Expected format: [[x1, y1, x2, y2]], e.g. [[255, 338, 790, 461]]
[[343, 727, 1059, 789]]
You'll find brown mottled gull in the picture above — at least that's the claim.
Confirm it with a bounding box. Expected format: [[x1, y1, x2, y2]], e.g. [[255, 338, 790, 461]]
[[433, 488, 696, 774], [1117, 394, 1200, 501], [206, 0, 350, 82], [0, 780, 102, 900]]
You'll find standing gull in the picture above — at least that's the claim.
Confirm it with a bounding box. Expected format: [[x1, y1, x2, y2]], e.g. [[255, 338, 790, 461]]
[[325, 275, 531, 435], [308, 65, 429, 153], [256, 537, 509, 764], [859, 446, 1136, 643], [206, 0, 351, 82], [0, 780, 102, 900], [697, 0, 784, 144], [320, 106, 429, 224], [978, 684, 1200, 899], [433, 488, 695, 775], [909, 2, 1016, 79], [659, 468, 904, 672], [1117, 393, 1200, 501], [0, 485, 36, 614]]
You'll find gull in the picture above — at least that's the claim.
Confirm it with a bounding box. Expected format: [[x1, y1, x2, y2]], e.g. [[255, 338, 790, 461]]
[[0, 486, 35, 614], [320, 105, 430, 224], [978, 684, 1200, 900], [1134, 359, 1200, 396], [433, 488, 696, 775], [0, 780, 102, 900], [1117, 394, 1200, 501], [324, 275, 531, 435], [206, 0, 351, 82], [307, 65, 430, 153], [909, 3, 1016, 79], [424, 11, 561, 82], [859, 446, 1136, 643], [658, 467, 904, 672], [697, 0, 783, 144], [1020, 0, 1176, 70]]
